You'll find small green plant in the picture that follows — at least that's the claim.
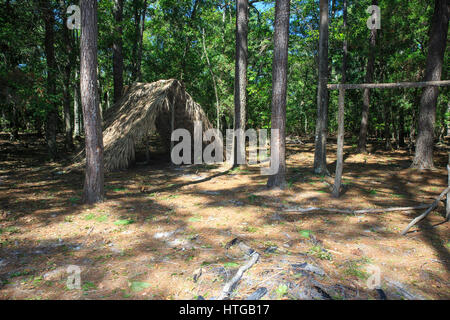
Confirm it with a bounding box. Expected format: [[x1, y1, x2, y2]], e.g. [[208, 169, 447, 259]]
[[82, 282, 96, 292], [3, 226, 19, 234], [83, 213, 95, 221], [188, 216, 202, 222], [223, 262, 239, 268], [114, 219, 134, 226], [298, 229, 313, 239], [163, 194, 179, 200], [69, 197, 80, 204], [275, 284, 288, 299], [129, 281, 151, 292], [244, 226, 258, 233], [10, 269, 33, 278], [32, 276, 43, 286], [308, 245, 332, 260], [343, 258, 372, 280], [96, 215, 108, 222]]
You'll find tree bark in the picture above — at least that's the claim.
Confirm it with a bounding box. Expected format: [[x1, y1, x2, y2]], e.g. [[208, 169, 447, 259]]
[[332, 0, 347, 198], [180, 0, 200, 81], [234, 0, 248, 166], [332, 88, 345, 197], [313, 0, 329, 174], [267, 0, 290, 189], [202, 28, 220, 130], [412, 0, 449, 169], [73, 72, 81, 138], [80, 0, 104, 204], [73, 30, 82, 139], [132, 0, 140, 81], [357, 0, 378, 154], [137, 0, 147, 82], [62, 15, 74, 149], [399, 97, 405, 147], [113, 0, 124, 103], [383, 94, 392, 150], [41, 0, 58, 159], [63, 63, 73, 149], [447, 102, 450, 137]]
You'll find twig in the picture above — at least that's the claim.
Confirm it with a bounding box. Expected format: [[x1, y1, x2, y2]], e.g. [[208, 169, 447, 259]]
[[218, 252, 259, 300], [252, 270, 285, 288], [401, 186, 450, 235], [218, 239, 260, 300]]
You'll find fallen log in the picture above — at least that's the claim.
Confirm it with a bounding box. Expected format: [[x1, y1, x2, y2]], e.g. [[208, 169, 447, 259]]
[[284, 204, 429, 215], [401, 186, 450, 235]]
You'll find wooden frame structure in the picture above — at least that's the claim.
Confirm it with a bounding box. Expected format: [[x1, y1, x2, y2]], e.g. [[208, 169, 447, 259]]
[[327, 80, 450, 198]]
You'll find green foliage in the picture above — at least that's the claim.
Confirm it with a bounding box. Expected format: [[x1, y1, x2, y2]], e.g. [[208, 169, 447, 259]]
[[129, 281, 151, 292], [308, 245, 333, 261], [114, 219, 135, 226], [343, 257, 373, 280], [275, 284, 288, 299], [298, 229, 313, 239], [0, 0, 448, 150]]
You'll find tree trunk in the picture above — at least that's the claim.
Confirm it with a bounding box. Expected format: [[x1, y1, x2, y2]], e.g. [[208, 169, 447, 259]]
[[80, 0, 104, 204], [383, 95, 392, 151], [113, 0, 124, 103], [313, 0, 329, 174], [132, 0, 140, 81], [180, 0, 200, 81], [267, 0, 290, 189], [137, 0, 147, 82], [332, 88, 345, 197], [412, 0, 449, 169], [63, 63, 73, 149], [399, 98, 405, 147], [202, 28, 220, 130], [332, 0, 348, 198], [62, 15, 74, 149], [73, 73, 81, 138], [341, 0, 348, 85], [41, 0, 58, 159], [234, 0, 248, 166], [357, 0, 378, 153]]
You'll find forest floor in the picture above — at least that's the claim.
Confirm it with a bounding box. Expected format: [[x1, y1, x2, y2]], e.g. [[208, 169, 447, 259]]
[[0, 133, 449, 300]]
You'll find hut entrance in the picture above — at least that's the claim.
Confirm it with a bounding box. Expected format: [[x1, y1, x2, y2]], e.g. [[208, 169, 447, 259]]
[[134, 132, 171, 165]]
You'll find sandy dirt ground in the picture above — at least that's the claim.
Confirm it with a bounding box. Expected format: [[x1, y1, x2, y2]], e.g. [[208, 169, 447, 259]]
[[0, 134, 449, 300]]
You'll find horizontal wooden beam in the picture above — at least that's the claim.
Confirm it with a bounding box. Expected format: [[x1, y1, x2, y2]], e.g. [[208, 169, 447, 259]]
[[327, 80, 450, 90]]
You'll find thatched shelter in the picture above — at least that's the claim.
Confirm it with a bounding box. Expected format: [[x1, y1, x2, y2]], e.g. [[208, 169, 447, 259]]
[[73, 79, 214, 172]]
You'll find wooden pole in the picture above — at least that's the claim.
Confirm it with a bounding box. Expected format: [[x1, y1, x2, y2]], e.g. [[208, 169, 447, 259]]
[[332, 87, 345, 198], [284, 204, 429, 214], [327, 80, 450, 90], [447, 158, 450, 221]]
